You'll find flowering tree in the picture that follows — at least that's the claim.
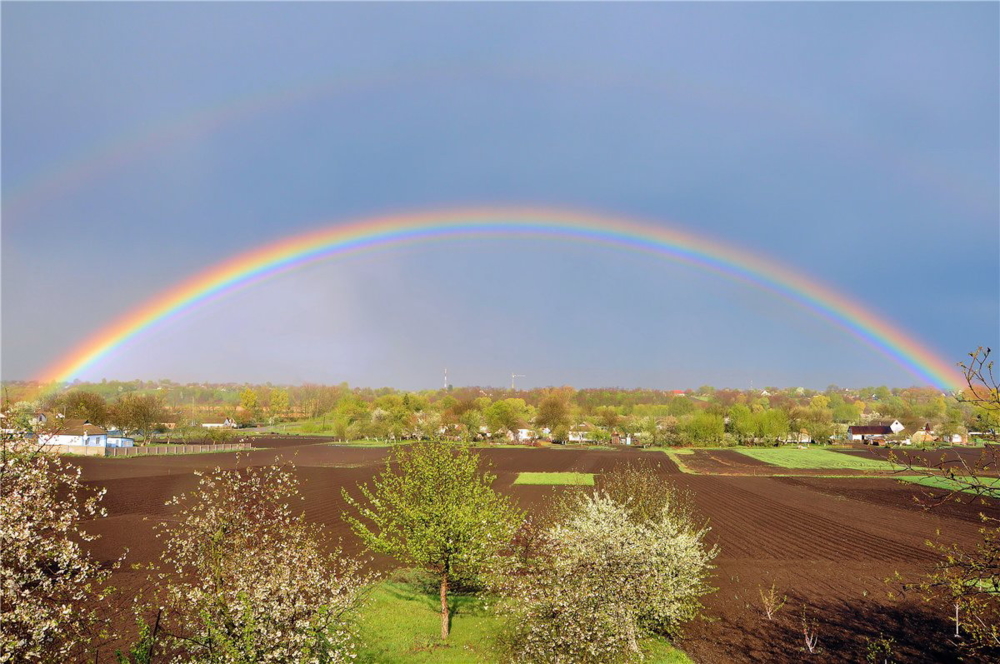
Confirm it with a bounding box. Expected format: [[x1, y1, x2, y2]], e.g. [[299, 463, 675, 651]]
[[342, 442, 523, 640], [495, 491, 716, 662], [149, 461, 369, 663], [0, 433, 117, 662]]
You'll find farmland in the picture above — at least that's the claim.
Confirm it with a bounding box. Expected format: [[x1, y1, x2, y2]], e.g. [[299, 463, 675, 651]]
[[69, 438, 999, 663]]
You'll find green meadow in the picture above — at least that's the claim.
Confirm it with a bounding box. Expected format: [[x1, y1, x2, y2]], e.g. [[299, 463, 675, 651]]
[[512, 472, 595, 486], [897, 475, 1000, 498], [733, 447, 897, 471], [356, 576, 692, 663]]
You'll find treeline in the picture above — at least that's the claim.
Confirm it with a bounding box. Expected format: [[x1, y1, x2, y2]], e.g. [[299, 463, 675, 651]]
[[3, 379, 991, 445]]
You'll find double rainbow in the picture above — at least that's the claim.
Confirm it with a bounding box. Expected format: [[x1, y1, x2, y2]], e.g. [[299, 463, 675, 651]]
[[35, 207, 963, 390]]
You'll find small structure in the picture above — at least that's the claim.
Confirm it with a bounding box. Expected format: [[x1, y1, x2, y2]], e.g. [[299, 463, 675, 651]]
[[848, 419, 904, 444], [610, 432, 634, 446], [201, 417, 237, 429], [37, 419, 133, 448], [568, 423, 595, 443]]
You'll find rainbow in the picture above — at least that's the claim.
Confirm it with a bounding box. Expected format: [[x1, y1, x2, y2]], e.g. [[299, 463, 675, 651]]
[[35, 207, 963, 390]]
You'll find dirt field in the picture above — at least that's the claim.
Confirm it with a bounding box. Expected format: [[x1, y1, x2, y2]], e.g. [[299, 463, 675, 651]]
[[70, 440, 999, 663]]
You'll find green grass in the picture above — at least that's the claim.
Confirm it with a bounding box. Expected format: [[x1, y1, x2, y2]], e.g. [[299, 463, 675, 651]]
[[662, 449, 698, 474], [734, 448, 898, 471], [897, 475, 1000, 497], [328, 439, 410, 448], [512, 472, 595, 486], [356, 579, 498, 663], [355, 576, 693, 663]]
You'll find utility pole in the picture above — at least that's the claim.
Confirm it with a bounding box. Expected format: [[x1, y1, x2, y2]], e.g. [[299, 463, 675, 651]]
[[511, 374, 525, 390], [444, 368, 448, 391]]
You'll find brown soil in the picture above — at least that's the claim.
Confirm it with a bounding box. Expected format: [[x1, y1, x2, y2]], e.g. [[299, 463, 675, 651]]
[[68, 441, 998, 663], [835, 445, 1000, 476]]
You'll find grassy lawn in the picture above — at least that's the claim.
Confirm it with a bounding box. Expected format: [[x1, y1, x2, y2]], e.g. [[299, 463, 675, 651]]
[[355, 576, 692, 663], [327, 439, 409, 448], [513, 472, 595, 486], [734, 448, 897, 471], [662, 449, 698, 474], [897, 475, 1000, 498]]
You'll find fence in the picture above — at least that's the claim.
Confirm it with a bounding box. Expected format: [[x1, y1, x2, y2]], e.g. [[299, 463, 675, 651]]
[[106, 442, 251, 457]]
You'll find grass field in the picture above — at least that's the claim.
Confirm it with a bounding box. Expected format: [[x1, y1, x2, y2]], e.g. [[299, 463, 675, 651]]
[[512, 471, 595, 486], [356, 575, 692, 663], [734, 448, 897, 470], [662, 449, 698, 474], [897, 474, 1000, 497]]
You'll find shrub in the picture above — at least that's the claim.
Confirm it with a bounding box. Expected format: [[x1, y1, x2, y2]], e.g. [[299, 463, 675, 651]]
[[495, 491, 716, 662], [148, 461, 370, 663]]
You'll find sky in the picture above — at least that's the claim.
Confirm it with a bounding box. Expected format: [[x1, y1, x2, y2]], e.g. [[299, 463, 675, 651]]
[[2, 3, 998, 391]]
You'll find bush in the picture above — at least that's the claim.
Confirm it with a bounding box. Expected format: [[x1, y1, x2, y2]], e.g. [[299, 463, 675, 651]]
[[495, 490, 716, 662], [146, 461, 370, 663]]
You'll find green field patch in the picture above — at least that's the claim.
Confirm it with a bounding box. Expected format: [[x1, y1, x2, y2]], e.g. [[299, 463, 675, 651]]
[[356, 575, 692, 663], [662, 449, 698, 474], [897, 475, 1000, 498], [513, 472, 595, 486], [734, 448, 897, 471]]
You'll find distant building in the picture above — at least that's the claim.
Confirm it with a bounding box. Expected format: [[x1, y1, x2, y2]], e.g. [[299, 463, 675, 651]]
[[201, 417, 237, 429], [848, 419, 904, 444], [37, 419, 133, 448]]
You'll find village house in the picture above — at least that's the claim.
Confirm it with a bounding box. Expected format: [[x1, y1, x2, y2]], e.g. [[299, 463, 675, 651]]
[[37, 419, 134, 448], [201, 417, 237, 429], [847, 419, 904, 444]]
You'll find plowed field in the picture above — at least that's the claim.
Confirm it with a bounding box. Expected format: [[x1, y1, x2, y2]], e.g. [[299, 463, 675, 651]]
[[70, 441, 998, 663]]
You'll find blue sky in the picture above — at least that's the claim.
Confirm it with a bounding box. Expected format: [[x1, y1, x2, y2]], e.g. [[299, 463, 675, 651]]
[[3, 3, 997, 390]]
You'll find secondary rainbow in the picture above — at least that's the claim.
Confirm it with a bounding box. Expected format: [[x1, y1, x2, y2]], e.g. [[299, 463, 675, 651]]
[[35, 207, 964, 390]]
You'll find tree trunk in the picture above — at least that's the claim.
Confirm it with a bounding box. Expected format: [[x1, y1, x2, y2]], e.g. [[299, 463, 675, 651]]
[[440, 572, 450, 640]]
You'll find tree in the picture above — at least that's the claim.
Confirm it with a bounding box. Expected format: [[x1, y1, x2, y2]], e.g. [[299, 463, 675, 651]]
[[495, 488, 716, 662], [681, 411, 725, 446], [1, 432, 119, 662], [109, 393, 164, 441], [148, 461, 369, 663], [535, 390, 571, 432], [270, 388, 290, 422], [728, 403, 756, 444], [59, 390, 110, 427], [238, 387, 259, 422], [342, 442, 523, 639], [485, 398, 529, 440]]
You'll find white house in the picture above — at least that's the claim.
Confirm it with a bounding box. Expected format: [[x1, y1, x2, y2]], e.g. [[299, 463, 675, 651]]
[[201, 417, 237, 429], [515, 428, 535, 442]]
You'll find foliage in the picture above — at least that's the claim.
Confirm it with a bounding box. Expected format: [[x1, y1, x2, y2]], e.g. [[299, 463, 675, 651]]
[[494, 490, 715, 662], [59, 390, 111, 427], [342, 442, 523, 639], [0, 433, 118, 662], [599, 459, 693, 526], [109, 393, 165, 440], [679, 411, 725, 446], [148, 461, 369, 663]]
